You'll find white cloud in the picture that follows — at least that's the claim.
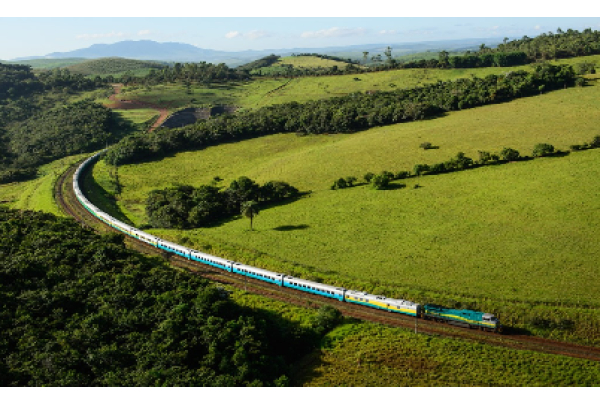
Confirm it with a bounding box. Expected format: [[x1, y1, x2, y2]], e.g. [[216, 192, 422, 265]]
[[225, 30, 270, 40], [534, 25, 542, 30], [225, 31, 241, 38], [76, 31, 125, 40], [301, 27, 367, 39], [138, 29, 151, 36], [245, 30, 269, 39], [379, 29, 398, 35]]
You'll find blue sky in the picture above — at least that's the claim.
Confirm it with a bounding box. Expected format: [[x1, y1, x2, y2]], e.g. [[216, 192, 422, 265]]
[[2, 3, 600, 60]]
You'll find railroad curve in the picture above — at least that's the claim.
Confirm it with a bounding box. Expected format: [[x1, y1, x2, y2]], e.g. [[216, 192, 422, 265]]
[[55, 156, 600, 363]]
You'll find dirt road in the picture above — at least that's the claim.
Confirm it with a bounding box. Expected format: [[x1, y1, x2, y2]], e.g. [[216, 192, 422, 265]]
[[104, 84, 170, 131]]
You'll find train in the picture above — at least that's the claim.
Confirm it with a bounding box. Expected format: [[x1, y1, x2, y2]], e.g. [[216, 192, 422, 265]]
[[73, 151, 503, 333]]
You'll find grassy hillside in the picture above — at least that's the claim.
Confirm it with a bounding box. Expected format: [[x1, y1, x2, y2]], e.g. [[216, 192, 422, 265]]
[[120, 63, 527, 112], [3, 58, 86, 69], [217, 283, 600, 386], [273, 55, 354, 69], [297, 322, 600, 386], [0, 154, 87, 216], [67, 57, 168, 76], [112, 55, 600, 113], [90, 74, 600, 344]]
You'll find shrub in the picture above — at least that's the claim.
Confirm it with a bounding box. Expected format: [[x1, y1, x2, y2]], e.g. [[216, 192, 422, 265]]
[[363, 172, 375, 183], [345, 176, 357, 187], [532, 143, 555, 157], [395, 171, 410, 179], [331, 178, 348, 190], [370, 173, 390, 190], [413, 164, 430, 176], [499, 147, 521, 161]]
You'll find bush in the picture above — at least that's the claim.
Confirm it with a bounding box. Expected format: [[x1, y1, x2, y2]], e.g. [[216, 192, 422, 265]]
[[312, 305, 343, 335], [532, 143, 555, 157], [420, 141, 433, 150], [395, 171, 410, 179], [331, 178, 348, 190], [499, 147, 521, 161], [370, 173, 391, 190]]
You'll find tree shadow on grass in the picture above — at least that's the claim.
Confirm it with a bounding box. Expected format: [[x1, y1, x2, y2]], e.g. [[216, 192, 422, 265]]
[[273, 224, 310, 231], [81, 165, 132, 226]]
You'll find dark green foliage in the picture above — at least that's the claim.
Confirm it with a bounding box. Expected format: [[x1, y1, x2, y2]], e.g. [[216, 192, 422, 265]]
[[331, 176, 358, 190], [500, 147, 521, 161], [0, 63, 110, 175], [370, 173, 391, 190], [105, 64, 577, 167], [67, 58, 168, 76], [236, 54, 282, 71], [0, 63, 43, 101], [569, 135, 600, 151], [477, 150, 497, 164], [363, 172, 375, 183], [312, 305, 343, 336], [0, 168, 37, 185], [241, 200, 260, 231], [575, 61, 596, 75], [5, 101, 119, 170], [413, 164, 430, 177], [532, 143, 556, 157], [146, 177, 299, 229], [395, 171, 410, 180], [124, 62, 248, 87], [0, 208, 314, 386], [331, 178, 348, 190], [420, 141, 434, 150]]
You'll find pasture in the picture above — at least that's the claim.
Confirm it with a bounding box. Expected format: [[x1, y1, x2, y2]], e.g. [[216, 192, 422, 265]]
[[89, 76, 600, 344], [273, 55, 354, 69], [0, 154, 86, 216], [299, 322, 600, 386], [117, 59, 541, 112]]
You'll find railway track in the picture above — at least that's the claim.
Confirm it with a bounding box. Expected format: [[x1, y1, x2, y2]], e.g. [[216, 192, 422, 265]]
[[55, 160, 600, 363]]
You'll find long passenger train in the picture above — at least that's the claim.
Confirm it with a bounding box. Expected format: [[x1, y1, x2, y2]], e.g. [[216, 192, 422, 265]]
[[73, 151, 503, 333]]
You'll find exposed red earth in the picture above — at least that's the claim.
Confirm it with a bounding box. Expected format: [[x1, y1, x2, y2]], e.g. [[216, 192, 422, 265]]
[[104, 84, 170, 131]]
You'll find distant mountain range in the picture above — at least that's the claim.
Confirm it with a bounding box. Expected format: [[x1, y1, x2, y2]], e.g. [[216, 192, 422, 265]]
[[11, 38, 504, 67]]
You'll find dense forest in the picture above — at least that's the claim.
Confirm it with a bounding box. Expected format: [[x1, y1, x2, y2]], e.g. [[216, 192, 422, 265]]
[[146, 177, 299, 229], [0, 63, 118, 183], [105, 63, 578, 166], [0, 208, 339, 386]]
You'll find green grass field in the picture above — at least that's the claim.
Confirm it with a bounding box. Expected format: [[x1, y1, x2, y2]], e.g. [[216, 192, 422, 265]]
[[89, 72, 600, 344], [298, 322, 600, 386], [117, 59, 542, 112], [273, 55, 354, 69], [0, 154, 86, 216]]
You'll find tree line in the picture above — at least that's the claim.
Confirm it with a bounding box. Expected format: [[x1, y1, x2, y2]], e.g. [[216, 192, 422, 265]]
[[0, 207, 346, 386], [104, 63, 578, 167], [330, 136, 600, 192], [145, 177, 299, 229], [121, 62, 249, 87]]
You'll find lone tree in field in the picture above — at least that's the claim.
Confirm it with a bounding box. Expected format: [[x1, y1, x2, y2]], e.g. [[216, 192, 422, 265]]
[[241, 200, 260, 230]]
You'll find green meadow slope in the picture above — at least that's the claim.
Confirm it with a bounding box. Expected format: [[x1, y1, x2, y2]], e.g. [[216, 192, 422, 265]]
[[87, 72, 600, 344]]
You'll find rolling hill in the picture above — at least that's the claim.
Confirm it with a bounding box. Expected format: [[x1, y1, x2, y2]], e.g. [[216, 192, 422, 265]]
[[66, 57, 169, 76]]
